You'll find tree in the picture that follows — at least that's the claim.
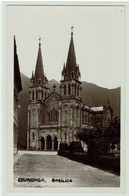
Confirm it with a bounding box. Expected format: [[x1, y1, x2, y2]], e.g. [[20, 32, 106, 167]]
[[76, 116, 120, 157]]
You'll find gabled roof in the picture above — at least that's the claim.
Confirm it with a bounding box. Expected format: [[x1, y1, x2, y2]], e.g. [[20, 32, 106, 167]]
[[44, 91, 61, 104]]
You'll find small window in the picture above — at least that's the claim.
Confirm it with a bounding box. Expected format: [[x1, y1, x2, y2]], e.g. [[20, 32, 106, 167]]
[[36, 91, 38, 99], [32, 91, 34, 100], [42, 91, 43, 99], [64, 85, 66, 95], [32, 133, 35, 140], [75, 86, 76, 95], [68, 84, 71, 95]]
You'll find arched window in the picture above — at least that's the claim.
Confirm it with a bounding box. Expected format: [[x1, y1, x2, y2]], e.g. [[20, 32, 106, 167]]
[[32, 133, 34, 140], [75, 86, 76, 95], [64, 85, 66, 95], [68, 84, 71, 95], [32, 91, 34, 100], [42, 91, 43, 99], [36, 90, 38, 99], [77, 105, 79, 110], [50, 111, 52, 122], [53, 108, 55, 122]]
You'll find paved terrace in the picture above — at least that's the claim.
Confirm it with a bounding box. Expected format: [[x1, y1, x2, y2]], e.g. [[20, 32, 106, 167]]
[[13, 151, 120, 188]]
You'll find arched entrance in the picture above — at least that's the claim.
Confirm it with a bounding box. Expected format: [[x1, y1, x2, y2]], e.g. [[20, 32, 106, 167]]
[[41, 137, 44, 150], [54, 137, 58, 150], [46, 135, 52, 150]]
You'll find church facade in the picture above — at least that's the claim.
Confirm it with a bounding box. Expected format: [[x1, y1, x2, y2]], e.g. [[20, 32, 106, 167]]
[[27, 31, 113, 151]]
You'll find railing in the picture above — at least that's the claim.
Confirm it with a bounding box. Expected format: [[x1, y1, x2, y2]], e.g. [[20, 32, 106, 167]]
[[40, 124, 59, 128]]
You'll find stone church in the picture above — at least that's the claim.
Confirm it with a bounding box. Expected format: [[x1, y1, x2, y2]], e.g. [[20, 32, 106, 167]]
[[27, 30, 113, 151]]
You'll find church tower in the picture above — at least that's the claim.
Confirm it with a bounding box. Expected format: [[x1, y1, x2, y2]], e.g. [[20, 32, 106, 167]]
[[27, 39, 49, 150], [59, 28, 82, 145]]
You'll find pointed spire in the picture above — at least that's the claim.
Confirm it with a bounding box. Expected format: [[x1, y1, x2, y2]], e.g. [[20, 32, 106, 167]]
[[77, 64, 81, 76], [31, 71, 34, 79], [35, 37, 44, 80], [62, 63, 66, 74], [65, 27, 77, 74]]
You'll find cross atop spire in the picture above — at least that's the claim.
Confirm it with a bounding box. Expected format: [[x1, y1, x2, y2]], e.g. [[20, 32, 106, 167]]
[[39, 37, 41, 46], [71, 26, 74, 36]]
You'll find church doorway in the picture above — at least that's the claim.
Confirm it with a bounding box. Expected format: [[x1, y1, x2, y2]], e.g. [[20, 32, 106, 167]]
[[41, 137, 44, 150], [54, 137, 58, 150], [46, 135, 52, 150]]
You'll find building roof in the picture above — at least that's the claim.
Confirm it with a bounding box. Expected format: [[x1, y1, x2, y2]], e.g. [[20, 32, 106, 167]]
[[90, 106, 103, 112], [14, 36, 22, 93], [44, 91, 61, 104]]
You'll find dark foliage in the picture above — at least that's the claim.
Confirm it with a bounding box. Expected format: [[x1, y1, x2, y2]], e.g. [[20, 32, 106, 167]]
[[76, 117, 120, 145], [69, 141, 83, 152], [58, 151, 120, 175], [59, 143, 69, 151], [96, 156, 120, 174], [88, 138, 109, 161]]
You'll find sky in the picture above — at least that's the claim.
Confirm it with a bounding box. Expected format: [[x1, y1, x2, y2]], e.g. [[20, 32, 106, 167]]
[[7, 5, 125, 89]]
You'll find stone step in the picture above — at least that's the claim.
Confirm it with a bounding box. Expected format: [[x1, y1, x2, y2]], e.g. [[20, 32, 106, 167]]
[[18, 150, 58, 155]]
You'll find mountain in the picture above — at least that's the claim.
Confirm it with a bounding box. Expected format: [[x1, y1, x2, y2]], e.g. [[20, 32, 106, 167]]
[[81, 82, 120, 116], [18, 73, 120, 149]]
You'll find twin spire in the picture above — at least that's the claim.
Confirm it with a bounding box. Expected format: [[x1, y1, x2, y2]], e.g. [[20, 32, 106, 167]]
[[35, 37, 44, 80], [62, 27, 81, 80], [32, 27, 80, 84]]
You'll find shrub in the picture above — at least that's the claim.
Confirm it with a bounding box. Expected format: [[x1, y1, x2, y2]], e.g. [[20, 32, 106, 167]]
[[59, 143, 68, 151], [69, 141, 83, 152], [96, 155, 120, 174], [88, 138, 109, 161]]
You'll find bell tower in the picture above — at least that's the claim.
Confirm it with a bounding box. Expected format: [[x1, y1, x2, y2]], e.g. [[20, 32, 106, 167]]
[[60, 27, 81, 99], [29, 38, 49, 101], [59, 28, 82, 145], [27, 38, 49, 150]]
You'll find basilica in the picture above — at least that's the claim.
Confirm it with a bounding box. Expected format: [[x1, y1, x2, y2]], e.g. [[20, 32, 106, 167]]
[[27, 30, 113, 151]]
